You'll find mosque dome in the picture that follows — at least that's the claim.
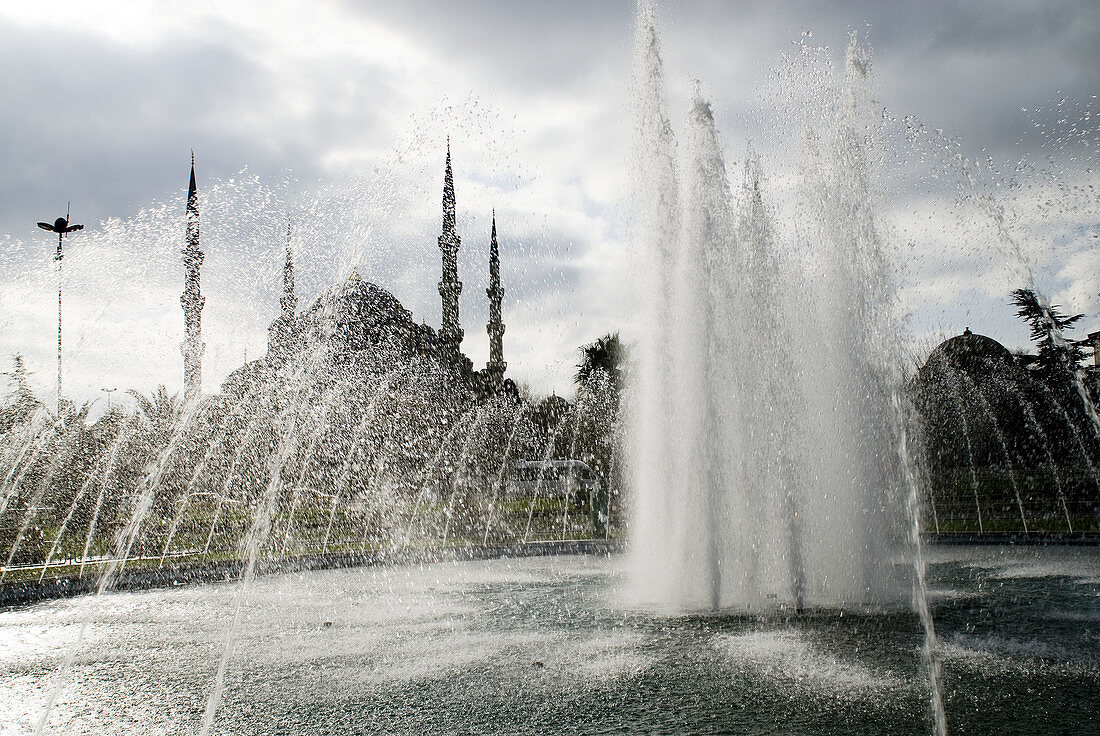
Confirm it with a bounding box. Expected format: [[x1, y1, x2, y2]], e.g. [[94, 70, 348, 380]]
[[295, 275, 431, 357], [215, 145, 507, 399], [915, 330, 1016, 393], [922, 328, 1014, 375]]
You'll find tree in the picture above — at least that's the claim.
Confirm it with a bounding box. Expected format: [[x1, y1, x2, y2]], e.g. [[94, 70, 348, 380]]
[[573, 333, 629, 536], [1011, 286, 1098, 451], [527, 393, 573, 458], [126, 385, 184, 431], [124, 385, 185, 522], [575, 332, 626, 397], [0, 354, 44, 431], [1010, 288, 1087, 388]]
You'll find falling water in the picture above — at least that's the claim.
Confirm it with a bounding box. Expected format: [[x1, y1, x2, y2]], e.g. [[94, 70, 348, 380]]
[[0, 414, 57, 521], [159, 415, 239, 566], [626, 6, 945, 731], [1021, 373, 1100, 499], [278, 385, 343, 554], [400, 408, 477, 546], [977, 193, 1100, 439], [955, 369, 1030, 531], [198, 360, 317, 736], [36, 451, 107, 581], [201, 403, 273, 558], [320, 373, 394, 554], [441, 405, 488, 546], [482, 402, 526, 544], [523, 420, 565, 544], [1012, 387, 1074, 530], [79, 417, 139, 576], [0, 409, 53, 507], [35, 401, 202, 735], [629, 11, 909, 613], [943, 375, 985, 533]]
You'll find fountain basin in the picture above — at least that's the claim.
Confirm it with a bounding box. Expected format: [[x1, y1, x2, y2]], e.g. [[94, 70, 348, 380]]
[[0, 540, 623, 608], [2, 546, 1097, 735]]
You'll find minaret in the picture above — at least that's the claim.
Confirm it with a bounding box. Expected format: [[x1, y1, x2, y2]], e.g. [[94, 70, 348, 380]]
[[281, 221, 297, 320], [267, 220, 299, 361], [181, 152, 205, 402], [437, 139, 463, 361], [485, 211, 506, 387]]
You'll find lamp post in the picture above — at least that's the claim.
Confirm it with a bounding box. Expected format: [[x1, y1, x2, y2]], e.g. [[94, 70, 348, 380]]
[[36, 207, 83, 416], [102, 387, 117, 411]]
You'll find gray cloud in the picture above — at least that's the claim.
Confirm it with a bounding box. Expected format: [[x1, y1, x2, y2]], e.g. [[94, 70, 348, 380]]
[[0, 1, 1095, 406]]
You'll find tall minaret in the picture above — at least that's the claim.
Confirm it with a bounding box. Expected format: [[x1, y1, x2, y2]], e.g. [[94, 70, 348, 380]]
[[485, 211, 506, 386], [437, 139, 463, 361], [181, 152, 205, 402], [266, 220, 299, 361], [281, 221, 297, 320]]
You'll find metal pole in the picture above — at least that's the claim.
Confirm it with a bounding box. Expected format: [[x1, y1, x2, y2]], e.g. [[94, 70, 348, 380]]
[[37, 211, 81, 420], [57, 231, 63, 417]]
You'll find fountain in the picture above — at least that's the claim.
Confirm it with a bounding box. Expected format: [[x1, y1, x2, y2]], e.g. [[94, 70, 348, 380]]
[[629, 9, 911, 614], [0, 3, 1098, 735]]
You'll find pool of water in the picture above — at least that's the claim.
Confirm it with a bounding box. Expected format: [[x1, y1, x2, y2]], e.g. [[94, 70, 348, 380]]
[[1, 545, 1097, 735]]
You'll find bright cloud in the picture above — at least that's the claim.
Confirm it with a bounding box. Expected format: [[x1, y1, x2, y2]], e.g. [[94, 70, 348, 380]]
[[0, 1, 1096, 409]]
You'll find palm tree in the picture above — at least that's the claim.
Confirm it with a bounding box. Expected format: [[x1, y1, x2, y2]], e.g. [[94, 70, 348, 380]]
[[124, 385, 186, 523], [126, 385, 184, 431], [575, 333, 625, 396], [574, 333, 627, 536]]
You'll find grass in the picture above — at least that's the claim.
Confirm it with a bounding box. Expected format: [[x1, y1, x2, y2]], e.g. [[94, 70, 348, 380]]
[[932, 516, 1100, 534], [0, 495, 607, 586]]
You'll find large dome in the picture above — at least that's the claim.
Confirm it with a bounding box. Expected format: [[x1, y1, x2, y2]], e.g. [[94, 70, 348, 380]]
[[221, 273, 447, 397], [295, 273, 436, 358]]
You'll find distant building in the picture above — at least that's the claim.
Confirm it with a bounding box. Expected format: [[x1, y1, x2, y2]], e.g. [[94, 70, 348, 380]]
[[913, 328, 1098, 532], [1087, 330, 1100, 398], [214, 144, 514, 399], [180, 154, 205, 402]]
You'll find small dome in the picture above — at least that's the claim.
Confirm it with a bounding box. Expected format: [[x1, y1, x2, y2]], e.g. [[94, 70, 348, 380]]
[[924, 329, 1014, 374]]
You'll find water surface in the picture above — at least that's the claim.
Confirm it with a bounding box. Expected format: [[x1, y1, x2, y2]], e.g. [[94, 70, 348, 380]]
[[1, 546, 1097, 735]]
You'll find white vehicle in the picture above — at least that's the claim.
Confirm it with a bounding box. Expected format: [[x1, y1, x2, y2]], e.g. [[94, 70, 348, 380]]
[[508, 459, 599, 502]]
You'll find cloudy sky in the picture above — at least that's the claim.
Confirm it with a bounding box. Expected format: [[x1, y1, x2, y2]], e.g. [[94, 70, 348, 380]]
[[0, 0, 1097, 410]]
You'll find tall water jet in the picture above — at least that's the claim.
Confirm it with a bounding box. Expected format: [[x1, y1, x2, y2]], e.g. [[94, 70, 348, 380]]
[[629, 15, 911, 613], [794, 34, 909, 606], [627, 0, 682, 606], [671, 80, 746, 609], [738, 151, 806, 610]]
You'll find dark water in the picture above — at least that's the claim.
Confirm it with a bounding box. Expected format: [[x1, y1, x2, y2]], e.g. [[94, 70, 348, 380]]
[[2, 545, 1097, 735]]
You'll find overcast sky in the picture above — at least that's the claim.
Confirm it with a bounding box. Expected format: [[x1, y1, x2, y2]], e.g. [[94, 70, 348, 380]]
[[0, 0, 1097, 409]]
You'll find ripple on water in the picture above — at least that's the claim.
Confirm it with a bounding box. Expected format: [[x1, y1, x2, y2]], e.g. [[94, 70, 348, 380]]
[[712, 630, 908, 701], [941, 633, 1100, 676]]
